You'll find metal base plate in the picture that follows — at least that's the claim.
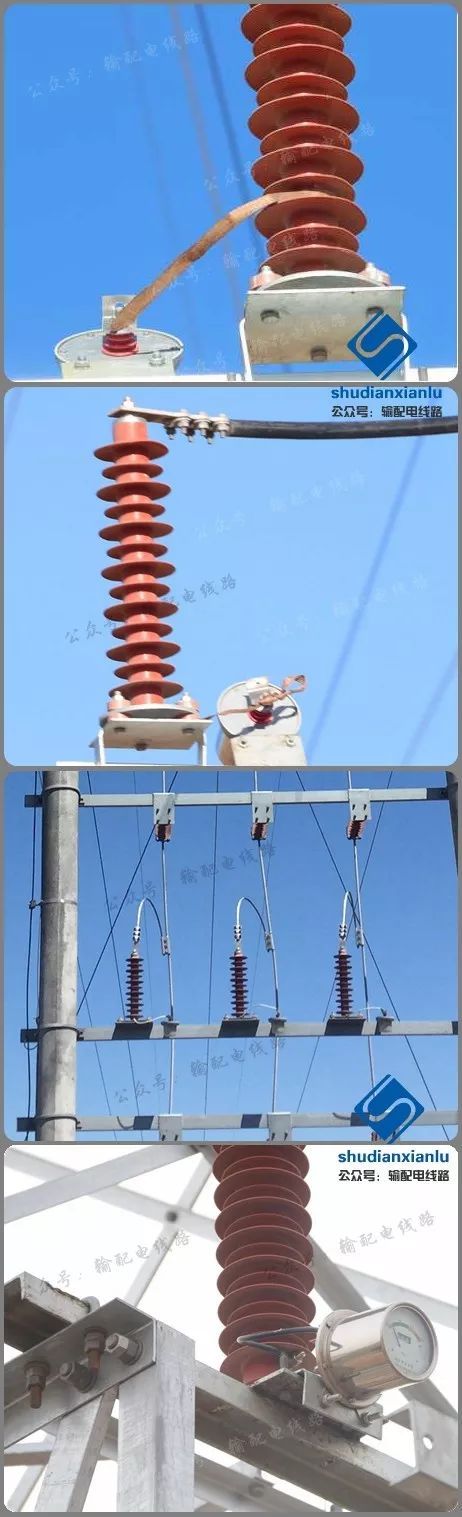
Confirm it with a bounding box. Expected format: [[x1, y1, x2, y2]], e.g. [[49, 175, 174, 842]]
[[244, 273, 406, 365], [96, 713, 212, 753], [325, 1015, 367, 1035], [219, 1016, 261, 1038], [219, 731, 306, 766], [114, 1018, 155, 1038]]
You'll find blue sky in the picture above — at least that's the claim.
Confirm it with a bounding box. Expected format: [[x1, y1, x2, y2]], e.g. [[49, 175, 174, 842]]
[[4, 3, 457, 376], [4, 766, 457, 1142], [4, 384, 458, 766]]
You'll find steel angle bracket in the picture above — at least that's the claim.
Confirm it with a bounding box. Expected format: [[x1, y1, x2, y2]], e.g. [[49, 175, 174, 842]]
[[388, 1403, 458, 1507], [268, 1112, 292, 1142], [254, 1366, 383, 1442], [4, 1300, 155, 1447], [158, 1113, 183, 1141]]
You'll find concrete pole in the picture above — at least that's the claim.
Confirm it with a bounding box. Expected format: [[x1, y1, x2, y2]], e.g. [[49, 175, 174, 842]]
[[35, 771, 79, 1141], [445, 770, 458, 870]]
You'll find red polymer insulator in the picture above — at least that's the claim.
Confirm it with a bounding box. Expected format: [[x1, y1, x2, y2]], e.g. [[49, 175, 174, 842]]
[[102, 331, 138, 356], [242, 3, 367, 277], [126, 950, 144, 1020], [334, 945, 353, 1015], [249, 706, 274, 726], [95, 417, 183, 708], [230, 950, 248, 1017], [213, 1144, 316, 1383]]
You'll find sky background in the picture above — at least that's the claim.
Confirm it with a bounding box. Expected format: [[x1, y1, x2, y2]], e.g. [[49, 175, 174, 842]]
[[5, 384, 458, 767], [4, 1144, 457, 1511], [4, 766, 457, 1143], [4, 3, 457, 377]]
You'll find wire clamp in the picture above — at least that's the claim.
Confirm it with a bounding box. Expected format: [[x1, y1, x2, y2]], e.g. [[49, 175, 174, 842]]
[[153, 794, 175, 840], [347, 788, 371, 839], [160, 1017, 178, 1038], [269, 1014, 286, 1036], [251, 792, 273, 838]]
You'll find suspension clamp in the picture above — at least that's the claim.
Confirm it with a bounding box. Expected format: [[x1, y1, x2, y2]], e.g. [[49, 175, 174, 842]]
[[269, 1014, 287, 1035], [153, 794, 175, 840], [161, 1017, 179, 1037], [251, 792, 273, 839], [347, 788, 371, 840]]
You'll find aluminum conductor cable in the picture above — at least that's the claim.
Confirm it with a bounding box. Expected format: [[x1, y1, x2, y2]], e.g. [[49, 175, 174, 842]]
[[335, 889, 356, 1016], [256, 839, 282, 1109], [347, 772, 374, 1087], [160, 837, 176, 1114]]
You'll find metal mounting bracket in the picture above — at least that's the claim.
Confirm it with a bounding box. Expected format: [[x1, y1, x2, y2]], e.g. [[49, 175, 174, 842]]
[[158, 1113, 183, 1142], [255, 1366, 383, 1442], [251, 791, 274, 838], [5, 1300, 155, 1447], [268, 1111, 292, 1142]]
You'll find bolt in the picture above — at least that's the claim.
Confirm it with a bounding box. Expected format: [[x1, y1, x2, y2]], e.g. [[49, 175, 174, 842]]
[[285, 736, 295, 746], [105, 1333, 143, 1365], [238, 738, 247, 747], [25, 1361, 49, 1410], [310, 347, 328, 361], [59, 1360, 96, 1392], [366, 306, 383, 317], [83, 1329, 106, 1374]]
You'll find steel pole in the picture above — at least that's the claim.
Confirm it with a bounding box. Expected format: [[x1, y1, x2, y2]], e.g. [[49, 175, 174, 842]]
[[445, 770, 458, 869], [35, 771, 79, 1142]]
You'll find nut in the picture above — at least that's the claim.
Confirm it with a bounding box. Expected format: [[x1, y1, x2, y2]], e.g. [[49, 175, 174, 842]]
[[59, 1359, 96, 1392], [105, 1333, 142, 1365], [25, 1361, 49, 1410]]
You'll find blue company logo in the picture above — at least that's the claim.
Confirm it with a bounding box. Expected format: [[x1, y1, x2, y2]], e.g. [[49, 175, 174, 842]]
[[347, 312, 417, 380], [354, 1075, 424, 1142]]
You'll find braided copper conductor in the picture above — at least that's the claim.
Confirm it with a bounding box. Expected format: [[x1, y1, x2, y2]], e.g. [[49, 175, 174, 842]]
[[126, 950, 144, 1020], [230, 949, 248, 1017], [95, 415, 182, 708], [214, 1144, 316, 1383], [242, 3, 367, 277], [335, 945, 353, 1015]]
